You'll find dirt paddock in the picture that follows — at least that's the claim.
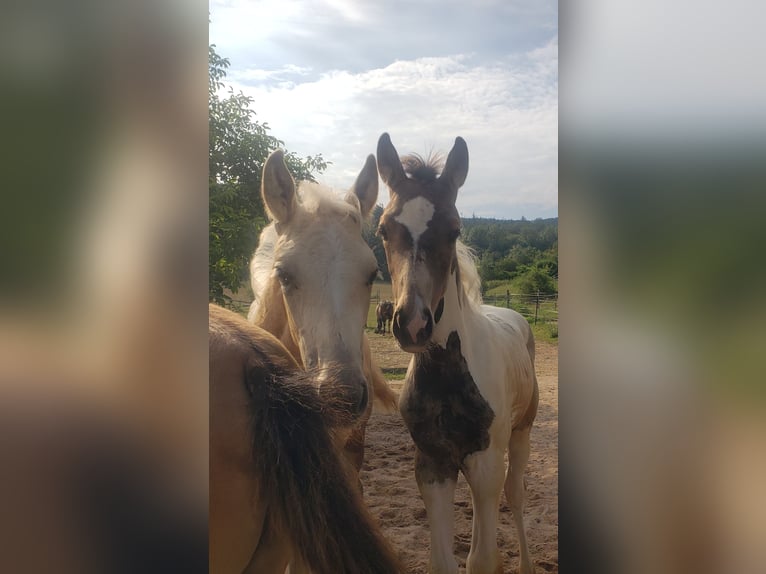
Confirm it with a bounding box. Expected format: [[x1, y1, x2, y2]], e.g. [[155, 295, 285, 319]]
[[362, 332, 559, 573]]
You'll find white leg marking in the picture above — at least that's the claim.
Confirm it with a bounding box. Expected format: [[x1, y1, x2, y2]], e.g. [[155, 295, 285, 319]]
[[463, 448, 507, 574], [420, 479, 459, 574], [507, 428, 534, 574]]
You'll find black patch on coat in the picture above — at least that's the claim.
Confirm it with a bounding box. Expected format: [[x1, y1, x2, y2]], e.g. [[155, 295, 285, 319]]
[[434, 297, 445, 324], [400, 331, 494, 483]]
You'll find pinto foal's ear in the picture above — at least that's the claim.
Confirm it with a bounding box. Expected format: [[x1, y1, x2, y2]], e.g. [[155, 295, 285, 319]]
[[261, 149, 297, 224], [439, 137, 469, 202], [347, 154, 379, 217], [376, 133, 406, 191]]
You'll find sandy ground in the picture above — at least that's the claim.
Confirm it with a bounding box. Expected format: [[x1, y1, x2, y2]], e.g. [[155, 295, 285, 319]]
[[362, 332, 559, 573]]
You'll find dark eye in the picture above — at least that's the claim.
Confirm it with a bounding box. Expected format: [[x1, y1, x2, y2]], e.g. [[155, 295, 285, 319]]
[[366, 270, 378, 287], [448, 228, 461, 242], [275, 267, 294, 289], [377, 224, 388, 241]]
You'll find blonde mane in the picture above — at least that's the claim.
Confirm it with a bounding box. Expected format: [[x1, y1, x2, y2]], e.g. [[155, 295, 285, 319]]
[[249, 224, 278, 313], [456, 240, 483, 308]]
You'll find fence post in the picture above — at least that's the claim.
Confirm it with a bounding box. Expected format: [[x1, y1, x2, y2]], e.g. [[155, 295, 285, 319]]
[[506, 289, 510, 309], [534, 290, 540, 325]]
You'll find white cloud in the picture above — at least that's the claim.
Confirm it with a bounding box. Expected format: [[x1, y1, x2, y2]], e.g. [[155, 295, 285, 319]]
[[225, 36, 558, 219], [232, 64, 313, 84]]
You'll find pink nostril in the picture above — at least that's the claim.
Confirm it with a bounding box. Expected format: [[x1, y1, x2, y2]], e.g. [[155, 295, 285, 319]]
[[406, 313, 427, 343]]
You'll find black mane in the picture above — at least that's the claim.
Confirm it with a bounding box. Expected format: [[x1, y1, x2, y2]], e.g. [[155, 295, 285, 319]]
[[401, 152, 444, 183]]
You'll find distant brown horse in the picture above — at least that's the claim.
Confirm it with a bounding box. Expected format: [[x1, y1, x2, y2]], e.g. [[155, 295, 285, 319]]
[[375, 300, 394, 334], [209, 304, 401, 574]]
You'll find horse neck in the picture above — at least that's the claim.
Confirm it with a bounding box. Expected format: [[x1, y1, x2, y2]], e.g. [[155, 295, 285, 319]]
[[253, 279, 303, 365], [431, 262, 477, 348]]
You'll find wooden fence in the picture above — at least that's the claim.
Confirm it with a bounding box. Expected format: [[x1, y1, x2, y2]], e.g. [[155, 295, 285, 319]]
[[230, 289, 557, 330], [370, 290, 558, 327]]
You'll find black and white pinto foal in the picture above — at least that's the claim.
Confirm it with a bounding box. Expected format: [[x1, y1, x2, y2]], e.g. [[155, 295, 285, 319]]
[[376, 133, 539, 574]]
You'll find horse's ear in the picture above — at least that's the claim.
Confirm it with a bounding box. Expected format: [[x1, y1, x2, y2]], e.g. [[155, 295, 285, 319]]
[[347, 154, 379, 217], [445, 330, 462, 358], [376, 133, 406, 191], [439, 137, 469, 202], [261, 150, 297, 224]]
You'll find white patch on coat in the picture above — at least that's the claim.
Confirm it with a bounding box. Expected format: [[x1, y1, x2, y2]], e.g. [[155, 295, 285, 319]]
[[395, 196, 435, 248]]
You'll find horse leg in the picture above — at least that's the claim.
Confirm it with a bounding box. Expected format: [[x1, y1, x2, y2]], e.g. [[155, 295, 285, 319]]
[[416, 449, 459, 574], [506, 427, 534, 574], [463, 447, 506, 574]]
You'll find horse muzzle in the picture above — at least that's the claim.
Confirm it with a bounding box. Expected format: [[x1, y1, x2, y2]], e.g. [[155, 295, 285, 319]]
[[392, 306, 433, 352], [318, 368, 369, 422]]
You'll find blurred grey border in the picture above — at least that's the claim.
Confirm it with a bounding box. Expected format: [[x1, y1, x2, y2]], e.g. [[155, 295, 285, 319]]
[[561, 1, 765, 573], [0, 0, 209, 571], [1, 0, 764, 572]]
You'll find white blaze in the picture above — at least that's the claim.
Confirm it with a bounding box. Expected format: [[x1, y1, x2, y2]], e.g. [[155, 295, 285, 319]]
[[395, 196, 435, 248]]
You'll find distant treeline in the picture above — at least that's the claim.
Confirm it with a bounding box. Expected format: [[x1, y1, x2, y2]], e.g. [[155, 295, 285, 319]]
[[365, 209, 558, 295], [462, 216, 558, 294]]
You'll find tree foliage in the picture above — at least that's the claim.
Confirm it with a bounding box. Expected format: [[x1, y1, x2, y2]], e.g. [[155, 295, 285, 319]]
[[461, 217, 558, 294], [363, 204, 390, 281], [209, 46, 327, 304]]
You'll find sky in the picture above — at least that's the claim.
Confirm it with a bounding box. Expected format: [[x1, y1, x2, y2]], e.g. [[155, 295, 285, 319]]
[[209, 0, 558, 220]]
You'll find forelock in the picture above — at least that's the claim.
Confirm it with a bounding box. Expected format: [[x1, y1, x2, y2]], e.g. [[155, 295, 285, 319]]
[[401, 152, 444, 183], [298, 182, 361, 229]]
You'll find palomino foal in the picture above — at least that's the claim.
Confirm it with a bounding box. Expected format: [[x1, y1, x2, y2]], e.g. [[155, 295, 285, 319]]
[[248, 150, 397, 474], [376, 133, 539, 574]]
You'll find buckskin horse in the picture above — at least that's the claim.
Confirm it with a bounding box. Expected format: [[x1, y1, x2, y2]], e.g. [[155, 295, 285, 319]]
[[209, 304, 400, 574], [376, 133, 539, 574]]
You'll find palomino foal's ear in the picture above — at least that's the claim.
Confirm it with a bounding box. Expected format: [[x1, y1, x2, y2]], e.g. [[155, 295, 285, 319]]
[[261, 149, 297, 224], [347, 154, 379, 217], [376, 133, 406, 190], [439, 137, 469, 202]]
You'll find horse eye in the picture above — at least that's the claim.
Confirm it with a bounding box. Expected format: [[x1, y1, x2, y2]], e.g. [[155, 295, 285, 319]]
[[275, 267, 294, 288], [448, 228, 460, 242], [377, 224, 388, 241]]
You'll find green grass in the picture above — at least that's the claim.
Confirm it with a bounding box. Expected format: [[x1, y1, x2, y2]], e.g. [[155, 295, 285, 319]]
[[370, 281, 394, 302], [484, 279, 521, 297], [480, 282, 558, 343], [381, 367, 408, 380], [531, 321, 558, 343]]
